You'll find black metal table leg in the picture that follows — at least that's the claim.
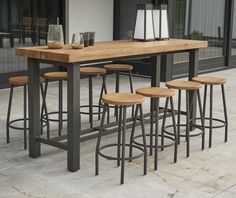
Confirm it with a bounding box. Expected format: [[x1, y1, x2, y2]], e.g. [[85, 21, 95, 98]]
[[23, 85, 27, 150], [150, 56, 161, 87], [89, 76, 93, 128], [28, 58, 41, 158], [59, 80, 63, 136], [67, 63, 81, 172], [189, 49, 199, 130]]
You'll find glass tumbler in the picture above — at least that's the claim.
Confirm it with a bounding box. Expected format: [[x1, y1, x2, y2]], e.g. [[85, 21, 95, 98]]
[[71, 33, 84, 49], [47, 24, 64, 49], [89, 32, 96, 46], [83, 32, 90, 47]]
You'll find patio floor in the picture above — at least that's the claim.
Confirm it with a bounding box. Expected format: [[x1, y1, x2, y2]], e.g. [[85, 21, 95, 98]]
[[0, 68, 236, 198]]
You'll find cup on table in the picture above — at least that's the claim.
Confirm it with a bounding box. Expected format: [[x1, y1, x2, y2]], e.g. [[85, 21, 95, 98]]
[[83, 32, 90, 47], [89, 32, 95, 46], [71, 33, 84, 49]]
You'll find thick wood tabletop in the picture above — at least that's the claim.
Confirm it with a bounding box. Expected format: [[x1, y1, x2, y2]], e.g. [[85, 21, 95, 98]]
[[16, 39, 208, 63]]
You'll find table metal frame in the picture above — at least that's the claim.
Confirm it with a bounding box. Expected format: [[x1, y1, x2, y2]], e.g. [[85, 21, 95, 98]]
[[27, 49, 199, 172]]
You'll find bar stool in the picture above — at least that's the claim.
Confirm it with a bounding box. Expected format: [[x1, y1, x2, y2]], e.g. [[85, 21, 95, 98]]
[[130, 87, 178, 170], [192, 76, 228, 147], [80, 67, 107, 128], [6, 76, 46, 149], [165, 80, 205, 157], [43, 72, 67, 138], [100, 64, 134, 120], [96, 93, 147, 184]]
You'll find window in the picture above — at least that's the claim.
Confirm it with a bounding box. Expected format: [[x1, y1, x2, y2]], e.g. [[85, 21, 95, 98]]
[[0, 0, 64, 73], [232, 1, 236, 56], [174, 0, 225, 63]]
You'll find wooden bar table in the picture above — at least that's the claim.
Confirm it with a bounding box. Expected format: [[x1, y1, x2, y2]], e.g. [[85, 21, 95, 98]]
[[16, 39, 208, 172]]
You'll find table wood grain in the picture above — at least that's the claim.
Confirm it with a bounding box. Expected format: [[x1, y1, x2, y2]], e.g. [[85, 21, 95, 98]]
[[16, 39, 208, 63]]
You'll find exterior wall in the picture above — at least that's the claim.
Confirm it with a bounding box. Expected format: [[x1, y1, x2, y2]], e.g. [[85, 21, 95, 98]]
[[65, 0, 114, 43]]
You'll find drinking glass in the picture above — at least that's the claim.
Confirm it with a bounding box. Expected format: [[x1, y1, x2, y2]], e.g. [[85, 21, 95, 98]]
[[83, 32, 90, 47], [47, 24, 64, 49], [71, 33, 84, 49], [89, 32, 96, 46]]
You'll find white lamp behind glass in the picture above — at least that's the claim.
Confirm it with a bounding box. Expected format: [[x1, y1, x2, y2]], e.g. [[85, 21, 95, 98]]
[[133, 4, 155, 41], [153, 4, 169, 40]]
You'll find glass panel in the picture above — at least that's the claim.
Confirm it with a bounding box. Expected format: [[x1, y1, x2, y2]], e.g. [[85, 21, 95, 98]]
[[0, 0, 64, 74], [232, 1, 236, 55], [174, 0, 225, 63]]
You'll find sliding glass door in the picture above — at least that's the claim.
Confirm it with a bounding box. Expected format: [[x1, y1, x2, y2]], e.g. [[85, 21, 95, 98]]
[[174, 0, 225, 63], [0, 0, 64, 76], [232, 0, 236, 56]]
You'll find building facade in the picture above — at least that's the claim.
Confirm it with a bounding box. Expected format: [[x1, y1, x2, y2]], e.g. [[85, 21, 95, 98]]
[[0, 0, 235, 87]]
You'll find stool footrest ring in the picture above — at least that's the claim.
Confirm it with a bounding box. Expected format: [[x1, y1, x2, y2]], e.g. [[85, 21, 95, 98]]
[[132, 134, 175, 149], [42, 111, 67, 122], [194, 117, 226, 129], [164, 124, 204, 138], [80, 105, 103, 115], [98, 143, 144, 161], [9, 118, 48, 130]]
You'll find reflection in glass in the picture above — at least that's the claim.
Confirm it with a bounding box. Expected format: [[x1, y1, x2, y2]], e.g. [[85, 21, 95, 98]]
[[174, 0, 225, 63], [232, 2, 236, 55], [0, 0, 64, 74]]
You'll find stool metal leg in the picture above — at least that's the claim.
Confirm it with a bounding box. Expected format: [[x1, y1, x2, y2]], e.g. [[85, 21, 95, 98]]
[[23, 85, 27, 150], [58, 80, 63, 136], [209, 85, 213, 148], [177, 90, 181, 144], [98, 74, 107, 121], [115, 72, 120, 121], [221, 85, 228, 142], [154, 98, 159, 170], [203, 85, 208, 120], [89, 76, 93, 128], [139, 104, 147, 175], [170, 97, 178, 163], [186, 91, 190, 157], [121, 105, 127, 184], [197, 90, 205, 150], [129, 105, 139, 162], [6, 85, 14, 144], [161, 97, 169, 151], [95, 104, 107, 176], [128, 70, 135, 117], [150, 98, 154, 155], [40, 82, 50, 139], [102, 74, 110, 124], [117, 106, 123, 167]]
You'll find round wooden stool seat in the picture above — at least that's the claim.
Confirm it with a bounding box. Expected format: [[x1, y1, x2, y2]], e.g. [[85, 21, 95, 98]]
[[192, 76, 226, 85], [104, 64, 133, 71], [102, 93, 144, 106], [44, 72, 67, 80], [9, 76, 44, 86], [136, 87, 175, 98], [166, 80, 203, 90], [80, 67, 106, 75]]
